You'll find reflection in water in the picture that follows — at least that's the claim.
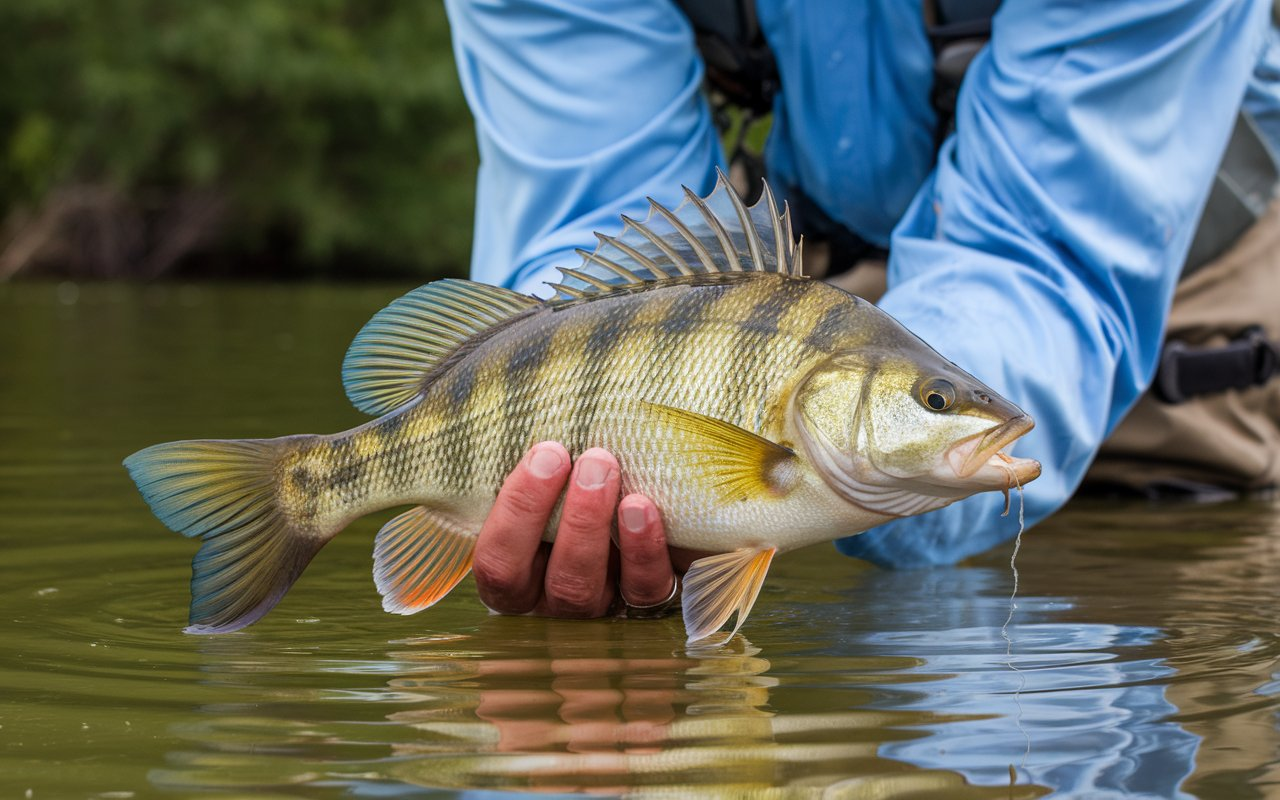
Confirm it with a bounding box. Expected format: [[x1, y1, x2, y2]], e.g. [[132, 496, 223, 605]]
[[143, 500, 1280, 799], [2, 285, 1278, 798], [378, 625, 1040, 798]]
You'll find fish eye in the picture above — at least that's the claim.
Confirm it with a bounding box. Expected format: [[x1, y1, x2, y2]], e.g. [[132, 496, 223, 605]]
[[919, 378, 956, 412]]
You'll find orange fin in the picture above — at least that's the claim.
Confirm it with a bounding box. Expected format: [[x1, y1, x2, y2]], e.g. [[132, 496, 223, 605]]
[[681, 547, 776, 643], [642, 402, 796, 504], [373, 506, 476, 614]]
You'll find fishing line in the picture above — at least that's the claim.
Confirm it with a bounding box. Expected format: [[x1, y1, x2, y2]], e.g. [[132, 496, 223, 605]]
[[997, 455, 1031, 779]]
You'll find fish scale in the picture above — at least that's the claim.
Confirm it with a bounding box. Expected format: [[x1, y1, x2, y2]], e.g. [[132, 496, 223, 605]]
[[124, 172, 1040, 641]]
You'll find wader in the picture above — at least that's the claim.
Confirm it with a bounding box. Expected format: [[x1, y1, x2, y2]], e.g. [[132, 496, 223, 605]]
[[678, 0, 1280, 498]]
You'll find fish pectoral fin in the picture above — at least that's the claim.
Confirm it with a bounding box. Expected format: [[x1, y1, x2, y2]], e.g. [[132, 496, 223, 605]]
[[681, 547, 777, 643], [373, 506, 476, 614], [641, 402, 797, 504]]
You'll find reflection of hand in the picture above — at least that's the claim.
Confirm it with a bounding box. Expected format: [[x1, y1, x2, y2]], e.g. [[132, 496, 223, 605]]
[[473, 655, 686, 756], [473, 442, 703, 618], [386, 629, 781, 793]]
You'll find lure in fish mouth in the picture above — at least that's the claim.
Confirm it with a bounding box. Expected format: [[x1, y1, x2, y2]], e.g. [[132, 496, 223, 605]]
[[946, 414, 1041, 487], [124, 171, 1042, 645]]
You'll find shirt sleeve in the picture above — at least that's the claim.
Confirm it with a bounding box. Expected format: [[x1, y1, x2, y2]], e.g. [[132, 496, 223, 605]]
[[443, 0, 725, 298], [839, 0, 1273, 567]]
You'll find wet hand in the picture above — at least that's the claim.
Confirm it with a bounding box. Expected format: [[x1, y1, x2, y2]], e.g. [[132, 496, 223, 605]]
[[473, 442, 694, 618]]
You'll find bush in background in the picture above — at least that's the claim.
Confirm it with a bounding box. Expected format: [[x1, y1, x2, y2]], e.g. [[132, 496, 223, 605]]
[[0, 0, 477, 279]]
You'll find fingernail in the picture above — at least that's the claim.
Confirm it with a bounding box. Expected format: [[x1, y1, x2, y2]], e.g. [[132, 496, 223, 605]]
[[528, 444, 563, 480], [575, 453, 611, 490], [620, 503, 646, 534]]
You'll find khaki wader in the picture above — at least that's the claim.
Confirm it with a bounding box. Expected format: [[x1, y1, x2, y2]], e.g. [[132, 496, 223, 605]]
[[1085, 200, 1280, 496]]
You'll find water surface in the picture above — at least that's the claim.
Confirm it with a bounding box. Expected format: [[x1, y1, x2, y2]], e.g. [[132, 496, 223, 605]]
[[2, 282, 1277, 798]]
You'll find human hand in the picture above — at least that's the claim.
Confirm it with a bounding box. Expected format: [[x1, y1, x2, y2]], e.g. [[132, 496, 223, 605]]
[[472, 442, 703, 618]]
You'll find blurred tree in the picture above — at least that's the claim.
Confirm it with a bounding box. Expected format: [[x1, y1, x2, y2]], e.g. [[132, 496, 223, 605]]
[[0, 0, 477, 279]]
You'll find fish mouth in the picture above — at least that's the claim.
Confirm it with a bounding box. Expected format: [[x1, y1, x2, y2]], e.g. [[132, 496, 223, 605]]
[[947, 414, 1041, 485]]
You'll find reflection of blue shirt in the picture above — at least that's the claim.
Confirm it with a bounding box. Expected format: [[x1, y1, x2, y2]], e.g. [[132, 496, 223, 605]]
[[445, 0, 1277, 566]]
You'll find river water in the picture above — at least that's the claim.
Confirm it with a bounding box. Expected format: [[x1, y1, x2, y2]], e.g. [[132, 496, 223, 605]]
[[1, 282, 1277, 799]]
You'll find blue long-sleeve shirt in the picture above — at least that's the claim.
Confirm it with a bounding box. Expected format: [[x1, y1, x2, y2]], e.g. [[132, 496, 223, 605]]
[[445, 0, 1277, 567]]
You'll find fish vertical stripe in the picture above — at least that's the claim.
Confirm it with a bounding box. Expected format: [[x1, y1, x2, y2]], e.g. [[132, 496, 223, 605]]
[[802, 300, 852, 352], [434, 356, 481, 495], [498, 322, 555, 478], [637, 281, 742, 423], [568, 300, 643, 452], [726, 281, 797, 428]]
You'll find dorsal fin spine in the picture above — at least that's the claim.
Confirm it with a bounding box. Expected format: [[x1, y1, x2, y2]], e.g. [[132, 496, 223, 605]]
[[557, 266, 617, 292], [573, 247, 640, 284], [543, 174, 801, 302], [648, 198, 719, 272], [684, 186, 743, 272], [724, 171, 765, 272], [621, 214, 696, 276], [552, 283, 589, 300], [592, 232, 656, 280], [760, 181, 789, 275], [782, 201, 798, 272]]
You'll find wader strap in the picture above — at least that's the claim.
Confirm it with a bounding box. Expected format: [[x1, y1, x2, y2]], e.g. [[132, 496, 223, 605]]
[[1155, 327, 1280, 404]]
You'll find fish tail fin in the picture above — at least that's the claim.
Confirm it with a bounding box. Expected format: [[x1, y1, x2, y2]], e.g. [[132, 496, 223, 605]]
[[123, 435, 329, 634]]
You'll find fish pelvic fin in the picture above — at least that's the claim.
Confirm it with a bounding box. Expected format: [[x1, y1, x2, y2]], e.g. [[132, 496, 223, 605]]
[[123, 435, 329, 634], [682, 547, 777, 643], [373, 506, 476, 614], [641, 402, 798, 504], [545, 170, 803, 302], [342, 280, 540, 416]]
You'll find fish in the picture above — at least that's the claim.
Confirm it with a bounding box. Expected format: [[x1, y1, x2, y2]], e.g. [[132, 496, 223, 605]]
[[123, 172, 1041, 643]]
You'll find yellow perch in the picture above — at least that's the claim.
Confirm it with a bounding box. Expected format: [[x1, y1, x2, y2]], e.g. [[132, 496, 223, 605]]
[[124, 174, 1040, 642]]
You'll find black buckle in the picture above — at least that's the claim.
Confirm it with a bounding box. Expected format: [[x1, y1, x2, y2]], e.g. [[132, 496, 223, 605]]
[[1155, 326, 1280, 404]]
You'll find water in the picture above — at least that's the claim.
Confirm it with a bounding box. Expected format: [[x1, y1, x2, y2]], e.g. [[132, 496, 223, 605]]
[[2, 282, 1278, 799]]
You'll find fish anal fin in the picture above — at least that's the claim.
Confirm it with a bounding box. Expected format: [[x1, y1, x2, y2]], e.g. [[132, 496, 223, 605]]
[[374, 506, 476, 614], [342, 280, 540, 416], [641, 402, 797, 504], [682, 547, 776, 643]]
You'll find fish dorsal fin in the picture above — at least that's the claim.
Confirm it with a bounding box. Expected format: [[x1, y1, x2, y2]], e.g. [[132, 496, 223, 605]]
[[546, 170, 802, 302], [342, 279, 539, 415]]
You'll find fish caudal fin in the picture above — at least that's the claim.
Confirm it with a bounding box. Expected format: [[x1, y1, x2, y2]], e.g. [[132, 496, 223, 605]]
[[682, 547, 776, 643], [373, 506, 476, 614], [123, 436, 326, 634]]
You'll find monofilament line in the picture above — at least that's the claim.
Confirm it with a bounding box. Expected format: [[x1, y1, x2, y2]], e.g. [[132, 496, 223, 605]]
[[998, 458, 1031, 778]]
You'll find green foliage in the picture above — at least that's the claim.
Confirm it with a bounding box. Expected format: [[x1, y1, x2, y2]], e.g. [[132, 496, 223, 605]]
[[0, 0, 478, 278]]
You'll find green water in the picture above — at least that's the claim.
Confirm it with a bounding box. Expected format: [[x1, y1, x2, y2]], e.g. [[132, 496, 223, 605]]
[[2, 282, 1278, 799]]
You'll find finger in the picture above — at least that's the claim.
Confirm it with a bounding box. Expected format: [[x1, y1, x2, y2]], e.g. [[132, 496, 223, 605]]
[[543, 448, 620, 618], [474, 442, 570, 614], [617, 494, 677, 607]]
